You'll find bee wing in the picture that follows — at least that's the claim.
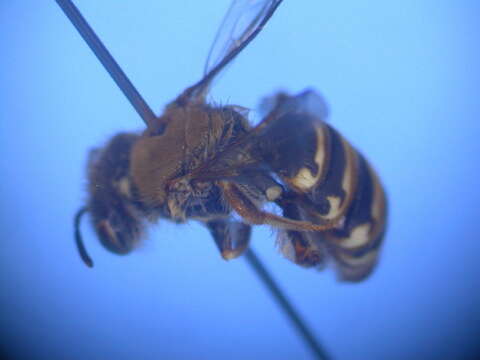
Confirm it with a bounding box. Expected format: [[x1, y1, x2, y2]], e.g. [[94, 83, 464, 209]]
[[255, 89, 330, 134], [179, 0, 283, 102], [191, 91, 328, 184], [287, 89, 330, 120], [204, 0, 282, 76]]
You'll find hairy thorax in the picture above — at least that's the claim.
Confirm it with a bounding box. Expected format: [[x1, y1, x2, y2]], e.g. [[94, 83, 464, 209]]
[[130, 104, 249, 221]]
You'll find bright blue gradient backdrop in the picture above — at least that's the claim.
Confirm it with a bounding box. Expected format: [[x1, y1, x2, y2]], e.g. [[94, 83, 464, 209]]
[[1, 1, 480, 359]]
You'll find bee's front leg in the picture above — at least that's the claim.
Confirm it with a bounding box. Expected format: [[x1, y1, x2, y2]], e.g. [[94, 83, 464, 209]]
[[205, 219, 251, 260]]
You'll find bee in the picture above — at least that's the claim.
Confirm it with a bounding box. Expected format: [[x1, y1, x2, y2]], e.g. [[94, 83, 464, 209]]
[[74, 0, 387, 282]]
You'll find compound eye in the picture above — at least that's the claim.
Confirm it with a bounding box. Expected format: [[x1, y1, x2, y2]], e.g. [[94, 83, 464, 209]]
[[94, 210, 142, 255]]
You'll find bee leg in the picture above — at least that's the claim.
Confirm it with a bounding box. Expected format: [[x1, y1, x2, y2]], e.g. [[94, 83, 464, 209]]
[[220, 182, 337, 232], [277, 201, 326, 268], [205, 219, 251, 260], [232, 172, 284, 202]]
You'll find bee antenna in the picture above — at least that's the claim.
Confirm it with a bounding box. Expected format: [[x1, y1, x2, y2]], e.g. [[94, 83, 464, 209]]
[[74, 206, 94, 268]]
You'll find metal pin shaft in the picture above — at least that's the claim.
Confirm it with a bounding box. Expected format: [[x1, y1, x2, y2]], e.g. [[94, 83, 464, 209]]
[[55, 0, 156, 126]]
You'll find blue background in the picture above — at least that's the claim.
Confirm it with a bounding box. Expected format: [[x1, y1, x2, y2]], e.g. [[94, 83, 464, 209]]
[[1, 1, 480, 359]]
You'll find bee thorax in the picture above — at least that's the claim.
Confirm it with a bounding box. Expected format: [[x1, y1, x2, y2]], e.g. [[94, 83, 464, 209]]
[[166, 178, 218, 221]]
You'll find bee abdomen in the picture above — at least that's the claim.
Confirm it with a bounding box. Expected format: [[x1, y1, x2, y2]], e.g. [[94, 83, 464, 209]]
[[270, 111, 387, 281], [324, 153, 387, 281], [256, 113, 326, 183], [303, 124, 358, 222]]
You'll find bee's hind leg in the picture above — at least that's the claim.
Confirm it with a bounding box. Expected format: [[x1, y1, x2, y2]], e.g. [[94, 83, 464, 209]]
[[205, 219, 251, 260], [219, 182, 337, 232]]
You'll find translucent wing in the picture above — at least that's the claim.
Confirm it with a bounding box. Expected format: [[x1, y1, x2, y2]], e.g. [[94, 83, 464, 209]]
[[204, 0, 282, 76], [258, 89, 330, 122], [178, 0, 283, 103]]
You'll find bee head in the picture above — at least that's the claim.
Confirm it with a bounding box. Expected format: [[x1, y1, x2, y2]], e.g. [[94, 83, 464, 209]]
[[75, 133, 144, 267]]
